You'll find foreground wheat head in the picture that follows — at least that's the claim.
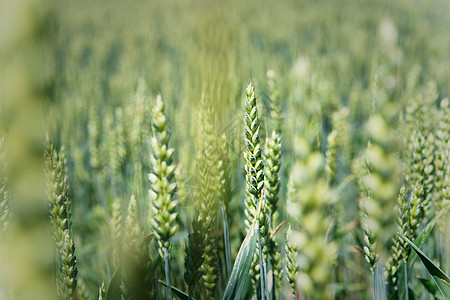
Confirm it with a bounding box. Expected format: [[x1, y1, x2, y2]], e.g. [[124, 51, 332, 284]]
[[149, 94, 178, 253], [148, 94, 178, 300], [44, 142, 78, 300]]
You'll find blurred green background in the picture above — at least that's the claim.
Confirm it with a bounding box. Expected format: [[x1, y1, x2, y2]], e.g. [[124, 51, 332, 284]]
[[1, 0, 450, 299]]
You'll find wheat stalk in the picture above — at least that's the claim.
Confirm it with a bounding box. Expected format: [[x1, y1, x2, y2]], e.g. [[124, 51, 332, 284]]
[[44, 142, 78, 300]]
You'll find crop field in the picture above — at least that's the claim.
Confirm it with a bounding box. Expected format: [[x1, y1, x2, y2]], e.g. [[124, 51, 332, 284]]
[[1, 0, 450, 299]]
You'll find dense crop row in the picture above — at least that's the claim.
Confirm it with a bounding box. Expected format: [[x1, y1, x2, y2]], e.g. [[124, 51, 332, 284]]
[[1, 0, 450, 299]]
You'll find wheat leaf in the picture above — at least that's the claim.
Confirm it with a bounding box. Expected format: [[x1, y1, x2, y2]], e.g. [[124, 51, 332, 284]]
[[158, 280, 192, 300], [105, 267, 121, 300], [222, 199, 260, 300], [403, 236, 450, 299]]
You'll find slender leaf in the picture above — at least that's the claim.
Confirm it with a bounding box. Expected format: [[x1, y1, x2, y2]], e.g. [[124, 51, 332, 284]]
[[105, 267, 121, 300], [408, 288, 417, 300], [414, 207, 448, 250], [418, 277, 438, 295], [403, 236, 450, 299], [398, 207, 449, 300], [222, 215, 258, 300], [158, 280, 192, 300]]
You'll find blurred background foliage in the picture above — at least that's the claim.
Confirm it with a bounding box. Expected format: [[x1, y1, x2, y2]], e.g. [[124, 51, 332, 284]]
[[1, 0, 450, 299]]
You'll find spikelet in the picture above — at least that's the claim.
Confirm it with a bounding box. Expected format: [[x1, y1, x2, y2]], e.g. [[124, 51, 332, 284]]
[[129, 80, 153, 199], [331, 107, 352, 170], [407, 184, 424, 242], [44, 142, 78, 300], [115, 107, 127, 170], [244, 83, 265, 224], [289, 152, 336, 299], [407, 130, 435, 219], [104, 113, 120, 192], [268, 237, 282, 292], [110, 198, 123, 269], [244, 83, 270, 298], [196, 106, 220, 298], [88, 106, 102, 170], [405, 82, 438, 219], [148, 94, 177, 300], [360, 114, 402, 256], [266, 70, 282, 133], [285, 227, 298, 300], [148, 94, 178, 254], [218, 133, 232, 277], [325, 130, 338, 185], [385, 186, 408, 298], [264, 130, 282, 294], [184, 216, 204, 299], [353, 157, 378, 272], [434, 98, 450, 213], [218, 133, 232, 212], [358, 24, 403, 259], [264, 130, 282, 223]]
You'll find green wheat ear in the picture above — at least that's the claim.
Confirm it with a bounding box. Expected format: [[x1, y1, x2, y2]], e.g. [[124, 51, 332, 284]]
[[325, 130, 338, 185], [434, 98, 450, 213], [110, 198, 123, 269], [218, 133, 232, 212], [244, 82, 272, 300], [121, 194, 153, 300], [266, 69, 283, 132], [184, 216, 204, 299], [44, 142, 78, 300], [264, 130, 282, 296], [285, 226, 298, 300], [407, 130, 435, 219], [148, 94, 177, 300], [244, 82, 265, 207], [353, 157, 378, 272], [386, 186, 408, 298], [149, 94, 178, 253], [196, 105, 220, 298], [264, 130, 281, 223]]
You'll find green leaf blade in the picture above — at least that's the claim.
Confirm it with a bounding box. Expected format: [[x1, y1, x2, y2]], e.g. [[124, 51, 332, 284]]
[[403, 236, 450, 300], [222, 219, 257, 300], [158, 280, 192, 300], [105, 267, 122, 300]]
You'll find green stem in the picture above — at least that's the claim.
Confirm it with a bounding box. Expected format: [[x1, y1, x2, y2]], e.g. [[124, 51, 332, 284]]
[[221, 205, 231, 279], [164, 248, 172, 300], [263, 256, 269, 300], [372, 269, 376, 300], [404, 259, 408, 300], [257, 218, 265, 300], [272, 271, 276, 300]]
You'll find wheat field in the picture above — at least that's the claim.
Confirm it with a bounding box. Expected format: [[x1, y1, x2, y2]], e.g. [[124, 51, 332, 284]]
[[0, 0, 450, 299]]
